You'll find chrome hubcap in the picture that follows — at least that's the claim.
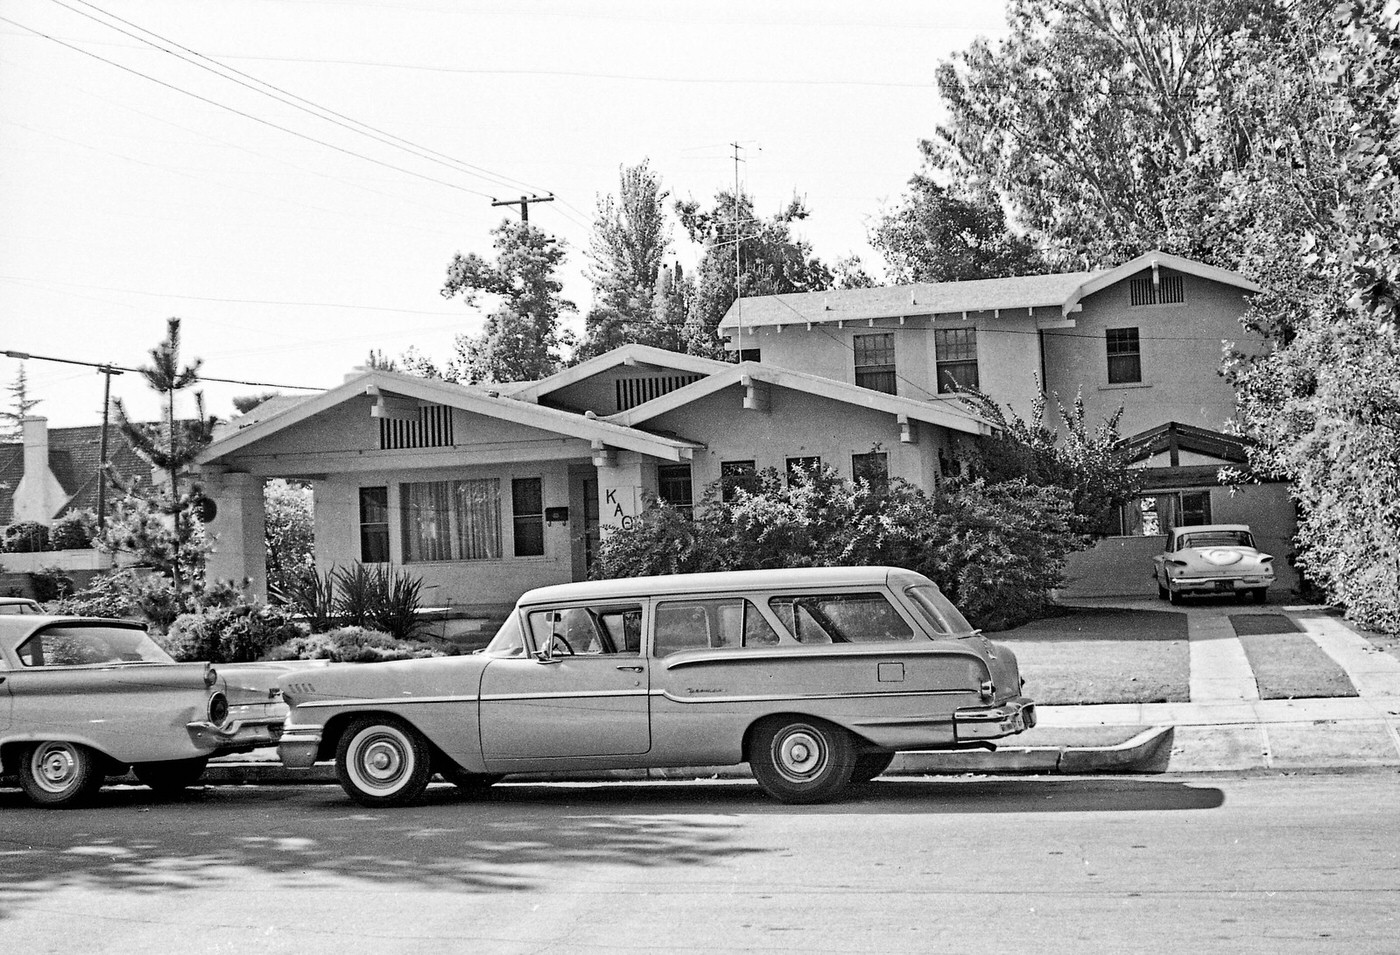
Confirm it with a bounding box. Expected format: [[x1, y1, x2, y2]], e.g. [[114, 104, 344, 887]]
[[776, 729, 824, 779], [33, 744, 78, 793]]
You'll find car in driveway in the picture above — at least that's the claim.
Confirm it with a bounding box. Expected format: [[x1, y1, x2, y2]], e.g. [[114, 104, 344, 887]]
[[1153, 523, 1275, 604], [0, 615, 298, 807], [277, 566, 1036, 806]]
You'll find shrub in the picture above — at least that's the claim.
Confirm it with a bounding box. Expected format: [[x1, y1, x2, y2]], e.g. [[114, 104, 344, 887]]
[[29, 566, 74, 603], [593, 466, 1080, 632], [49, 569, 180, 625], [161, 604, 305, 663], [277, 567, 339, 632], [50, 510, 98, 551], [332, 563, 425, 640], [3, 521, 50, 553], [266, 626, 448, 663]]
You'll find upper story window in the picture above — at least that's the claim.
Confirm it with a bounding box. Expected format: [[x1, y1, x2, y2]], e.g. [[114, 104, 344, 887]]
[[359, 486, 390, 563], [1129, 271, 1185, 306], [934, 327, 979, 393], [1106, 327, 1142, 384], [656, 464, 694, 518], [853, 333, 896, 395], [737, 348, 761, 362]]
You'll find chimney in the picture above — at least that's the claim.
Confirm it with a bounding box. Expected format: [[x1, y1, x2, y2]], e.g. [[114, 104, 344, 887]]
[[13, 416, 68, 522]]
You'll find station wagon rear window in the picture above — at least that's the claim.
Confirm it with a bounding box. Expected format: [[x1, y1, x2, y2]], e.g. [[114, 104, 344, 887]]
[[767, 592, 914, 644], [16, 626, 172, 667], [653, 598, 781, 656], [904, 584, 975, 635]]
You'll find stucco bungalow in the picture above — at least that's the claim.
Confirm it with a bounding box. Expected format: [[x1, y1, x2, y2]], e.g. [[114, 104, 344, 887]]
[[196, 345, 994, 612]]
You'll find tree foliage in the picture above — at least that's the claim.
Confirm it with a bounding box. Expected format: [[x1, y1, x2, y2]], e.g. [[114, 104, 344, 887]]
[[441, 219, 574, 383], [265, 479, 313, 600], [871, 174, 1046, 282], [592, 465, 1079, 631], [1, 363, 40, 440], [578, 160, 681, 358], [676, 191, 833, 357]]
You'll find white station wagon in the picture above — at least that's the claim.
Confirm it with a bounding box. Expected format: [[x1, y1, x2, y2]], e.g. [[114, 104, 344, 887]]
[[278, 567, 1036, 805], [1153, 523, 1276, 604]]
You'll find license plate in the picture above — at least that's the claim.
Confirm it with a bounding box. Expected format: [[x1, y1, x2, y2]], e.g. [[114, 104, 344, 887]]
[[1214, 580, 1234, 591]]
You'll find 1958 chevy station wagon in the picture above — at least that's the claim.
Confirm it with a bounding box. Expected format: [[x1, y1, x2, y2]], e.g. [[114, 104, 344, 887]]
[[278, 566, 1035, 805]]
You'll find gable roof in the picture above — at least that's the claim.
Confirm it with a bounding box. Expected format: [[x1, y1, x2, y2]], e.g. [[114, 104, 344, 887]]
[[198, 368, 702, 465], [606, 361, 995, 437], [0, 424, 153, 523], [718, 251, 1259, 333], [501, 344, 733, 404], [1118, 420, 1251, 466]]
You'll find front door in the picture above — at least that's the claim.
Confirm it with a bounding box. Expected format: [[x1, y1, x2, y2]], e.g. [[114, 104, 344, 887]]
[[478, 603, 649, 760]]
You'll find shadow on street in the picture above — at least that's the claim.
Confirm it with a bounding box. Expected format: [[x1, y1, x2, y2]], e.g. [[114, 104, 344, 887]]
[[0, 775, 1223, 919]]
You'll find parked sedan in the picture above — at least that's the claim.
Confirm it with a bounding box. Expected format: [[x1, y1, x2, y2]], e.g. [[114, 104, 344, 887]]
[[278, 566, 1035, 807], [1153, 523, 1275, 604], [0, 615, 294, 807], [0, 597, 43, 615]]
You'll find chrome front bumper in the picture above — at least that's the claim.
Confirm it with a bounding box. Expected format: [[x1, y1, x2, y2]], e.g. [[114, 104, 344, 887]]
[[277, 727, 325, 769], [953, 696, 1036, 742]]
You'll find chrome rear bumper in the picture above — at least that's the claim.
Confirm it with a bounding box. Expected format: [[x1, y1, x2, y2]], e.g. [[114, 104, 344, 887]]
[[953, 696, 1036, 742]]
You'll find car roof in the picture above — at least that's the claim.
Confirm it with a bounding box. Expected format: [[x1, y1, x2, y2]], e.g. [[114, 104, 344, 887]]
[[0, 597, 41, 605], [517, 566, 931, 606], [0, 616, 147, 653]]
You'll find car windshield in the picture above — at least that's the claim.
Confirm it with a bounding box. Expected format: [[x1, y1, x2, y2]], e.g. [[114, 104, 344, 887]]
[[16, 625, 173, 667], [904, 584, 976, 636], [481, 614, 527, 657], [1180, 530, 1254, 549]]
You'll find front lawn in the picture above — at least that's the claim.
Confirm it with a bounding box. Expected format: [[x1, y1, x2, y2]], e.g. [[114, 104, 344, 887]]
[[989, 608, 1190, 705]]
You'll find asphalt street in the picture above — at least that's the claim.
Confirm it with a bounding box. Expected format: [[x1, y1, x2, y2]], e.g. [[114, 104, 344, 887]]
[[2, 772, 1397, 955]]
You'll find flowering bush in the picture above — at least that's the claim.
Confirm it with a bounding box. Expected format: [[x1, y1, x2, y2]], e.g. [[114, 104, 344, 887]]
[[161, 604, 304, 663], [266, 626, 449, 663]]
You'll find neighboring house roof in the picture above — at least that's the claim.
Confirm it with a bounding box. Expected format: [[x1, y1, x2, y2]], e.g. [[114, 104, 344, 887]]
[[0, 424, 153, 524], [198, 367, 704, 466], [607, 361, 995, 437], [1119, 421, 1251, 466], [717, 250, 1260, 332], [501, 344, 734, 403]]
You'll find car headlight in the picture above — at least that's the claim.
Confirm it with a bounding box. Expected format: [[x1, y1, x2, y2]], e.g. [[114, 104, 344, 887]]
[[208, 691, 229, 725]]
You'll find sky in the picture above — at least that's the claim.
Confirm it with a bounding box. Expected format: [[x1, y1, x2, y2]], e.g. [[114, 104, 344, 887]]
[[0, 0, 1010, 430]]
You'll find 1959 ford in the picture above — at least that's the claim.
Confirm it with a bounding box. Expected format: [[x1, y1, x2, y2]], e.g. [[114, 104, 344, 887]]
[[277, 566, 1035, 805], [0, 616, 296, 807]]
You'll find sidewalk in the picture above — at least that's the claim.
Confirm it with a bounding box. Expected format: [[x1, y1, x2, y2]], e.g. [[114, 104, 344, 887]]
[[204, 599, 1400, 785]]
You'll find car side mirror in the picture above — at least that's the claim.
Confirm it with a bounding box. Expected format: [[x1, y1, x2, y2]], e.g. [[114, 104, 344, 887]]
[[534, 638, 555, 664]]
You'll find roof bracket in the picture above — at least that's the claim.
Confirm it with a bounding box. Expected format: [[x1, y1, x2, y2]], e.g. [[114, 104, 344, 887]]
[[742, 375, 771, 413], [898, 414, 918, 445]]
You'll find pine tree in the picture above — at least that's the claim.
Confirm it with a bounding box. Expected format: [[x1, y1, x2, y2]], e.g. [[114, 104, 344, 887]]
[[0, 363, 41, 440]]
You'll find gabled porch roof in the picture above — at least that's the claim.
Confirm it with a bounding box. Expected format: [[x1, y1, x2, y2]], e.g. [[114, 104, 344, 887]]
[[197, 368, 702, 466], [500, 344, 733, 404], [605, 361, 996, 436]]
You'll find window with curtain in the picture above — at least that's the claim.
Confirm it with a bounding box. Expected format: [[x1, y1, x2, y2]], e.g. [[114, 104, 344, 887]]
[[402, 478, 501, 562], [853, 333, 896, 394]]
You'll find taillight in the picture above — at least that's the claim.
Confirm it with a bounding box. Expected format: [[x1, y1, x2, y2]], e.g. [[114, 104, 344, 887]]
[[980, 679, 996, 701], [204, 666, 218, 687], [208, 691, 229, 725]]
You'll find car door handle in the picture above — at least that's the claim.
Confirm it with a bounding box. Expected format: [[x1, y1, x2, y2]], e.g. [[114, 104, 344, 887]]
[[615, 665, 644, 672]]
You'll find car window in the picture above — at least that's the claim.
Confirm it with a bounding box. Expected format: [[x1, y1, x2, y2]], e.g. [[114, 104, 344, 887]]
[[527, 605, 642, 656], [904, 584, 975, 635], [482, 614, 526, 657], [0, 601, 41, 615], [653, 598, 779, 657], [1181, 530, 1254, 549], [16, 626, 172, 667], [767, 592, 915, 644]]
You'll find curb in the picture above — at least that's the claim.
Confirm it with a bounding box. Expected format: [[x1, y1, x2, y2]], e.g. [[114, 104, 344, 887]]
[[197, 726, 1176, 787]]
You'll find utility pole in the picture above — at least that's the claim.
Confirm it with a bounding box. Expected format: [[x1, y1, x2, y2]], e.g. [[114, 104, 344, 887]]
[[490, 194, 554, 223], [95, 365, 123, 532], [732, 142, 745, 348]]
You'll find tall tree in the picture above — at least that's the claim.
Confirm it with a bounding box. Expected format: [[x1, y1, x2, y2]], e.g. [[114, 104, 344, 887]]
[[933, 0, 1290, 267], [441, 220, 574, 383], [578, 160, 678, 358], [109, 317, 218, 596], [676, 190, 832, 358], [870, 174, 1046, 282], [1, 363, 41, 439]]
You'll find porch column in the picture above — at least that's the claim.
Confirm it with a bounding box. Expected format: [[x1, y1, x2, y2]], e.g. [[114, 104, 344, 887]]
[[596, 450, 658, 534], [202, 471, 267, 600]]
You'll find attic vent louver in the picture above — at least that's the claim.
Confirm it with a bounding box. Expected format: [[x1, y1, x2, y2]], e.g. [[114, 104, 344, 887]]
[[615, 374, 703, 412], [379, 404, 454, 450]]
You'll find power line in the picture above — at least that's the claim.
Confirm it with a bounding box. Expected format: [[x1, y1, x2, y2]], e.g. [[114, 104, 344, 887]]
[[0, 13, 497, 200], [49, 0, 553, 199], [0, 348, 324, 391]]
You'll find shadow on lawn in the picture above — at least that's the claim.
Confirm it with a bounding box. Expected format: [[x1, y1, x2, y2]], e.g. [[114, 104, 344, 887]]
[[0, 776, 1222, 917]]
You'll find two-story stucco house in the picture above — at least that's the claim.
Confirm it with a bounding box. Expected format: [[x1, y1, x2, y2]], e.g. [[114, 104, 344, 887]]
[[718, 250, 1298, 596], [197, 345, 994, 614]]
